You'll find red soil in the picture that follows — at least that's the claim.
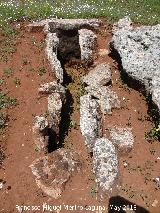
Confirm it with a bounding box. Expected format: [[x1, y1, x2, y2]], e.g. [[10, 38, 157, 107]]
[[0, 20, 160, 213]]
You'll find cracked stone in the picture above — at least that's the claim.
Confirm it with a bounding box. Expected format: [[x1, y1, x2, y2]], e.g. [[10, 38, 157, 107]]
[[109, 127, 134, 153], [82, 63, 111, 88], [80, 94, 102, 152], [93, 138, 119, 199], [79, 29, 97, 65], [32, 116, 49, 152], [112, 17, 160, 123], [30, 148, 81, 199], [85, 86, 120, 114]]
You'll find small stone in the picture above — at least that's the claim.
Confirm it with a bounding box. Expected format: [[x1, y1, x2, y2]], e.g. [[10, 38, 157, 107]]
[[98, 49, 109, 56], [109, 127, 134, 153], [0, 182, 3, 189], [32, 116, 49, 152], [82, 63, 111, 88], [152, 199, 158, 207]]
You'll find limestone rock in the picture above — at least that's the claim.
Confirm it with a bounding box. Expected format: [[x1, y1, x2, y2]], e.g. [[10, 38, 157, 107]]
[[112, 17, 160, 121], [48, 19, 101, 32], [39, 81, 65, 100], [80, 94, 102, 152], [48, 92, 63, 137], [86, 86, 120, 114], [79, 29, 97, 65], [82, 63, 111, 88], [30, 148, 81, 199], [93, 138, 119, 198], [32, 116, 49, 152], [109, 127, 134, 153], [151, 77, 160, 114], [45, 33, 63, 83]]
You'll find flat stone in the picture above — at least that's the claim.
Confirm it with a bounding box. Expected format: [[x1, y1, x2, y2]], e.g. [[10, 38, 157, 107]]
[[112, 17, 160, 122], [80, 94, 102, 152], [86, 86, 120, 114], [82, 63, 111, 87], [48, 19, 101, 32], [109, 127, 134, 153], [30, 148, 81, 199], [79, 29, 97, 65], [93, 138, 119, 199], [32, 116, 49, 152]]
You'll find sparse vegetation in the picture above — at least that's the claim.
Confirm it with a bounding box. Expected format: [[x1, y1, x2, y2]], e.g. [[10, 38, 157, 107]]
[[145, 127, 160, 142], [0, 113, 8, 134], [22, 58, 30, 65], [0, 92, 18, 109], [13, 77, 21, 85], [0, 0, 160, 26], [3, 67, 12, 76], [38, 66, 46, 75]]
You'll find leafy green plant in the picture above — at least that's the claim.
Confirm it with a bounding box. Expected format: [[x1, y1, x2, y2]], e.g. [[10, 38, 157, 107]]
[[0, 79, 5, 86], [13, 77, 21, 85], [3, 67, 12, 76], [0, 148, 5, 165], [145, 127, 160, 142], [0, 92, 18, 109], [38, 67, 46, 75], [69, 120, 78, 130], [22, 58, 30, 65], [90, 186, 98, 197], [0, 113, 8, 133]]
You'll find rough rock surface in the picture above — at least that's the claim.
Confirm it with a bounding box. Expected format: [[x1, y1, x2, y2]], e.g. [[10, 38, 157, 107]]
[[30, 148, 81, 199], [109, 127, 134, 153], [112, 17, 160, 119], [85, 86, 120, 114], [48, 19, 101, 32], [93, 138, 119, 198], [32, 116, 49, 152], [45, 33, 63, 83], [80, 94, 102, 152], [48, 92, 63, 137], [39, 81, 65, 100], [79, 29, 97, 65], [82, 63, 111, 87]]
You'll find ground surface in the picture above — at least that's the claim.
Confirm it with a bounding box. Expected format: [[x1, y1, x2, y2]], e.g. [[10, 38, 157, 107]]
[[0, 20, 160, 213]]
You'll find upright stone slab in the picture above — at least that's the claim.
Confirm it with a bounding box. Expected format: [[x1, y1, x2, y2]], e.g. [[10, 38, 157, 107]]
[[93, 138, 119, 199], [80, 94, 102, 152]]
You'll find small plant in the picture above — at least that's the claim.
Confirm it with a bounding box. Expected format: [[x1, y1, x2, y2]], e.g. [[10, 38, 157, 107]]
[[38, 67, 46, 75], [90, 186, 98, 197], [3, 67, 12, 76], [43, 110, 49, 118], [0, 79, 5, 86], [0, 92, 18, 109], [0, 148, 5, 165], [137, 111, 143, 121], [145, 127, 160, 142], [13, 77, 21, 85], [22, 58, 30, 65], [69, 120, 78, 130], [0, 113, 8, 133], [149, 148, 156, 155], [127, 115, 132, 127]]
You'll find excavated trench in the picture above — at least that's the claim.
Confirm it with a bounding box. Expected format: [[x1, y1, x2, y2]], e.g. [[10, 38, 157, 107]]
[[56, 29, 86, 147]]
